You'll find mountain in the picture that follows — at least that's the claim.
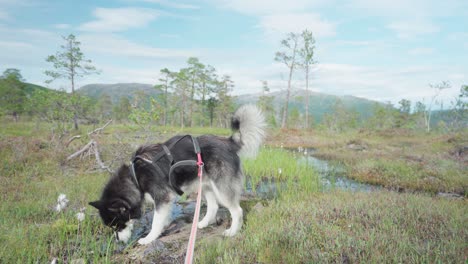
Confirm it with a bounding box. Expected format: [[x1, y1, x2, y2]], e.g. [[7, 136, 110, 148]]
[[236, 89, 382, 123], [76, 82, 383, 123], [77, 83, 161, 104]]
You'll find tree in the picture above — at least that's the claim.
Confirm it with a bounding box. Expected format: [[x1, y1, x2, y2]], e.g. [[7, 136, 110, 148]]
[[215, 75, 235, 128], [186, 57, 205, 127], [257, 80, 276, 127], [45, 34, 99, 129], [97, 93, 113, 122], [171, 69, 190, 128], [0, 68, 27, 121], [449, 85, 468, 130], [156, 68, 173, 126], [395, 99, 412, 128], [28, 89, 92, 134], [298, 29, 317, 129], [113, 96, 132, 122], [275, 32, 300, 129], [423, 81, 451, 132]]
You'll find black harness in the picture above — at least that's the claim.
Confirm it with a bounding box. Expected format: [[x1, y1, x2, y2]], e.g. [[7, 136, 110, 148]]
[[129, 135, 202, 195]]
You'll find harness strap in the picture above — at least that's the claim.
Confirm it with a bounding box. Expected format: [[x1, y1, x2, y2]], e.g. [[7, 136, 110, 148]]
[[130, 135, 202, 195]]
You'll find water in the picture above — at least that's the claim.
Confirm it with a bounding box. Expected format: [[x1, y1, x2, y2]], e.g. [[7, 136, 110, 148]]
[[299, 155, 380, 192], [245, 148, 380, 197]]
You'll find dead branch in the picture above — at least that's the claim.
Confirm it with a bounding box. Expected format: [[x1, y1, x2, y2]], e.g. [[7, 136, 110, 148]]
[[67, 140, 95, 161], [65, 135, 81, 147], [93, 141, 112, 173], [88, 119, 113, 136]]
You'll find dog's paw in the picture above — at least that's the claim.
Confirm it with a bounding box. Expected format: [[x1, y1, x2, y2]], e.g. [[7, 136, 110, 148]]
[[222, 228, 237, 237], [138, 236, 155, 245], [198, 220, 209, 229]]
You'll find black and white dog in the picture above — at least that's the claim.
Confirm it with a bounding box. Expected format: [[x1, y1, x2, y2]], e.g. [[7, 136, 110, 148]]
[[89, 105, 265, 245]]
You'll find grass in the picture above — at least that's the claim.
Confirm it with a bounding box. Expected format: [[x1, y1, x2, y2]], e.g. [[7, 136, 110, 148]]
[[196, 190, 467, 263], [0, 120, 466, 263], [242, 146, 320, 195], [0, 121, 231, 263], [284, 129, 468, 196]]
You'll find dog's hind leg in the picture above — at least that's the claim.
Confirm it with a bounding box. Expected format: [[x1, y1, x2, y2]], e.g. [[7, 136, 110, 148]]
[[209, 180, 243, 237], [223, 203, 243, 237], [198, 190, 219, 229]]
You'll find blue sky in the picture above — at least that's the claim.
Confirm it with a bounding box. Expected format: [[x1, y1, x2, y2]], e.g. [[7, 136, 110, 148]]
[[1, 0, 467, 107]]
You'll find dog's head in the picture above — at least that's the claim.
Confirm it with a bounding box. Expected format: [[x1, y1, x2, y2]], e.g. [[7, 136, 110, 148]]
[[89, 165, 143, 233], [89, 198, 141, 231]]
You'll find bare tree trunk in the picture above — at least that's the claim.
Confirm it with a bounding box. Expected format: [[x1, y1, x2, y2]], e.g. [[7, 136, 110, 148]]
[[281, 65, 294, 129], [305, 66, 309, 129]]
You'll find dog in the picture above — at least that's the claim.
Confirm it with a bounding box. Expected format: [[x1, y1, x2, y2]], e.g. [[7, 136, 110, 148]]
[[89, 105, 266, 245]]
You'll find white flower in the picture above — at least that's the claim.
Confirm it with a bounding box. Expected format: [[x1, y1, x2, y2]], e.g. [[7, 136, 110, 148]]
[[76, 212, 85, 222], [304, 150, 308, 155], [278, 168, 282, 175], [76, 207, 86, 221], [55, 193, 69, 212]]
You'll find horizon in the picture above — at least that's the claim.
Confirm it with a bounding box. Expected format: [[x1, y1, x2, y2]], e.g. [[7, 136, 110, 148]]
[[1, 0, 467, 108]]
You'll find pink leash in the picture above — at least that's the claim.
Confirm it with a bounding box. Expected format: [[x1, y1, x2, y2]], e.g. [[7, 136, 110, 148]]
[[184, 153, 204, 264]]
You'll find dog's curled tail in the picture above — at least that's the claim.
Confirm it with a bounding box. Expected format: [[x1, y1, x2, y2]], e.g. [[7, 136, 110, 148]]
[[231, 104, 266, 158]]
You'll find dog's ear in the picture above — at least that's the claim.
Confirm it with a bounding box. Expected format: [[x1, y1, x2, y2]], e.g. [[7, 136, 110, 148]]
[[89, 200, 103, 210]]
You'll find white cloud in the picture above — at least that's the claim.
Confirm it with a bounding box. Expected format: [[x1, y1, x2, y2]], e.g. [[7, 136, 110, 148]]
[[408, 47, 434, 56], [138, 0, 200, 9], [79, 7, 160, 32], [258, 13, 336, 39], [79, 34, 197, 59], [216, 0, 328, 16], [388, 20, 440, 39]]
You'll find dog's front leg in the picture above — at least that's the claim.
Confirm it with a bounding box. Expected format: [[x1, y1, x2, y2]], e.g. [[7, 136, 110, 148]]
[[138, 202, 172, 245]]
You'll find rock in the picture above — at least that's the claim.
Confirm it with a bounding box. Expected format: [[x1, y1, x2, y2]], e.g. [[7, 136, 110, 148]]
[[437, 192, 463, 199]]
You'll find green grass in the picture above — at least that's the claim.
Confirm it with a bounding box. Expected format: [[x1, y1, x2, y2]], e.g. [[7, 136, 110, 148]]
[[305, 129, 468, 195], [1, 121, 466, 263], [242, 147, 320, 195], [196, 190, 467, 263]]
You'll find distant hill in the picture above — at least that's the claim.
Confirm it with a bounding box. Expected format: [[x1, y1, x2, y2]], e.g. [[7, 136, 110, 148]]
[[76, 83, 383, 123], [236, 89, 382, 123], [77, 83, 161, 104], [23, 82, 50, 94]]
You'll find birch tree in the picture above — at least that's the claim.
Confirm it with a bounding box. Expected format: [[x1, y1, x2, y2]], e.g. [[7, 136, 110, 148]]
[[298, 29, 316, 129], [275, 32, 300, 129]]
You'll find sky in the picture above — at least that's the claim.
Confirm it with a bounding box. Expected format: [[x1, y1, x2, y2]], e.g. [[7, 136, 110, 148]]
[[1, 0, 467, 108]]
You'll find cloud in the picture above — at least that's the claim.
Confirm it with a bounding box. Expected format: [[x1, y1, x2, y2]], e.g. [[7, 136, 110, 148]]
[[387, 20, 440, 39], [408, 47, 434, 56], [137, 0, 200, 9], [216, 0, 327, 16], [79, 7, 160, 32], [79, 33, 197, 59], [258, 13, 336, 39]]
